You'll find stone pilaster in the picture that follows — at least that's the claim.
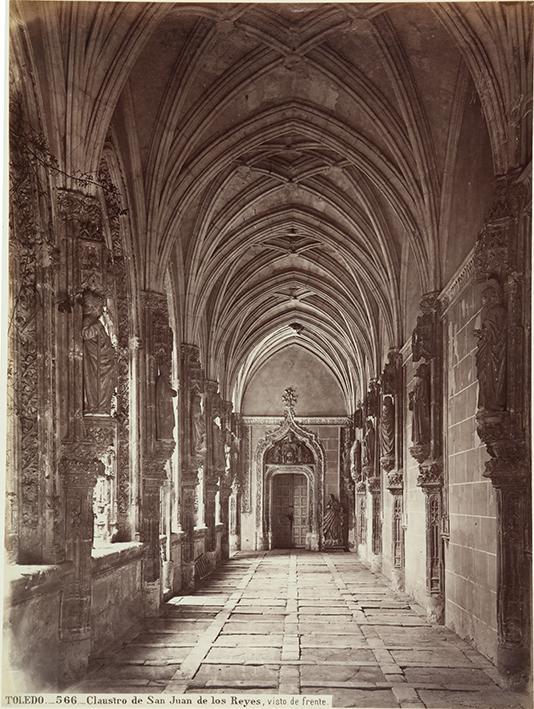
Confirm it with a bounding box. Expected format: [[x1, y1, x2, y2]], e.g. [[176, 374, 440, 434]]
[[58, 418, 114, 683], [473, 170, 531, 686], [229, 413, 243, 554], [381, 349, 404, 589], [363, 380, 381, 566], [204, 380, 221, 559], [141, 291, 176, 613], [409, 291, 445, 621], [55, 186, 119, 683], [219, 400, 234, 560]]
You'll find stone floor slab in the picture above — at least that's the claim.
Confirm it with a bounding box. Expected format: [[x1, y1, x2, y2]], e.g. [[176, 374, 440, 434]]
[[67, 550, 528, 709]]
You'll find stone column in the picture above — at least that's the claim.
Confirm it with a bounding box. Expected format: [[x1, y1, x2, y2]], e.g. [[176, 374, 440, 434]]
[[364, 380, 381, 568], [229, 413, 243, 554], [58, 437, 111, 683], [179, 344, 204, 591], [381, 350, 404, 589], [409, 292, 444, 622], [338, 423, 353, 549], [141, 292, 176, 615], [218, 400, 234, 560], [204, 380, 220, 564], [352, 406, 366, 547], [473, 171, 530, 686]]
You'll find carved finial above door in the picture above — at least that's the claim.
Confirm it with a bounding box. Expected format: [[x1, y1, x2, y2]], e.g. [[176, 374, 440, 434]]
[[282, 386, 298, 415]]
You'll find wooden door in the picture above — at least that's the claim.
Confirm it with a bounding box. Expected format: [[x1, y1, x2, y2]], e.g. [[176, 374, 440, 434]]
[[292, 474, 308, 547], [271, 473, 308, 548]]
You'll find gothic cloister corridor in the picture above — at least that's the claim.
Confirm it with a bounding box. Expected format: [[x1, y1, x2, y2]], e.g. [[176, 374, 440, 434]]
[[69, 551, 527, 707], [5, 1, 532, 702]]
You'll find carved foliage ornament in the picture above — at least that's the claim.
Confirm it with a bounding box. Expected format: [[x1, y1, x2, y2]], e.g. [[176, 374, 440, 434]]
[[417, 461, 443, 489], [9, 95, 57, 531], [282, 386, 298, 413]]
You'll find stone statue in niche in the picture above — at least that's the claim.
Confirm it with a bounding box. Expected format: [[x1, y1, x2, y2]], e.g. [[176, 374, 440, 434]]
[[362, 419, 375, 474], [474, 279, 507, 411], [191, 388, 207, 463], [155, 356, 177, 440], [322, 493, 344, 547], [412, 312, 434, 362], [365, 380, 380, 419], [81, 290, 117, 414], [409, 363, 431, 446], [380, 396, 395, 458], [382, 351, 400, 396]]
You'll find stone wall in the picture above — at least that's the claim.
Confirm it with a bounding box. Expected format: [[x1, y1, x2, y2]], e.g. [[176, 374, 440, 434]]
[[443, 269, 497, 661], [4, 566, 71, 692], [90, 544, 144, 655]]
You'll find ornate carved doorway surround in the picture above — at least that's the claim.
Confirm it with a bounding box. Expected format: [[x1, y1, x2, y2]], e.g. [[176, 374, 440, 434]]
[[254, 390, 325, 551]]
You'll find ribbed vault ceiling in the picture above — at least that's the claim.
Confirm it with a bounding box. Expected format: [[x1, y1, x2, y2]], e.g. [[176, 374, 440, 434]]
[[89, 2, 520, 410]]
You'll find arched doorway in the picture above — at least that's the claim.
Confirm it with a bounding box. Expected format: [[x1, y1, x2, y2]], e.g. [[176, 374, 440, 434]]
[[270, 470, 309, 549], [255, 401, 325, 551]]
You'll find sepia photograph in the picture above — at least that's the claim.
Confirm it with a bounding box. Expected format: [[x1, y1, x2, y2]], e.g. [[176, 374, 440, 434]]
[[2, 1, 532, 707]]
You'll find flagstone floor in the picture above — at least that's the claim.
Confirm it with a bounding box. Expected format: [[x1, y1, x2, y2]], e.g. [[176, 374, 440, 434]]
[[71, 551, 529, 708]]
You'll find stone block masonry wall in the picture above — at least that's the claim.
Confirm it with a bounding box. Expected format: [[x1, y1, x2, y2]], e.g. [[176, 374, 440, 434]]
[[444, 280, 497, 662], [4, 567, 69, 691], [307, 425, 340, 496], [90, 544, 144, 656]]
